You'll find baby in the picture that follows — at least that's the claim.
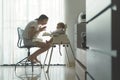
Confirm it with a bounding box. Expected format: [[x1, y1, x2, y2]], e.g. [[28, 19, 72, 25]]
[[51, 22, 66, 35], [46, 22, 66, 43]]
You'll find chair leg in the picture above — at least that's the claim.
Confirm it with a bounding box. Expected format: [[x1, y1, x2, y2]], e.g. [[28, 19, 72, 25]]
[[31, 62, 34, 72], [27, 48, 30, 57], [16, 48, 31, 65], [16, 56, 28, 65], [46, 47, 54, 73]]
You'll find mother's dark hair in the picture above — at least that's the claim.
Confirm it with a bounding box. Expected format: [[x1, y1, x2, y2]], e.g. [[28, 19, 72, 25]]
[[36, 14, 48, 20]]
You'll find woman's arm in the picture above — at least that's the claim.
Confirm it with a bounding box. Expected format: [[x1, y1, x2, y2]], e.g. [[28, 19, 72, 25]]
[[28, 26, 46, 39]]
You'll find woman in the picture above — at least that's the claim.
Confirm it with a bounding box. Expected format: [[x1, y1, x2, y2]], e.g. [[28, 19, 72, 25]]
[[23, 14, 51, 63]]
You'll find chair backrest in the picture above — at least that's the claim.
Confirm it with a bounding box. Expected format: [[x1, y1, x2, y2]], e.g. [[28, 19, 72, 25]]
[[17, 27, 24, 48]]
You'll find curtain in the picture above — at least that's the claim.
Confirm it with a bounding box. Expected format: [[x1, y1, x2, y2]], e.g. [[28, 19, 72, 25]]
[[0, 0, 65, 65]]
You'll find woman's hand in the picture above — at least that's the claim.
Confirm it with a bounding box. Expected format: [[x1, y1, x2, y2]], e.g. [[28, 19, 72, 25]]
[[39, 26, 46, 31]]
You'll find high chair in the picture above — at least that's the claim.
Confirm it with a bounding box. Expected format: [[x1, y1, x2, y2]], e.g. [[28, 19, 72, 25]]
[[42, 25, 75, 73]]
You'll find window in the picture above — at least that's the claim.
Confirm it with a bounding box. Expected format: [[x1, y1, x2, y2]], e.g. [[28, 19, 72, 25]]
[[0, 0, 65, 64]]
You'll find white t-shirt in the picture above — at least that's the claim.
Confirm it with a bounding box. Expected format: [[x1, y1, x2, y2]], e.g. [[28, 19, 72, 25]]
[[23, 20, 39, 39]]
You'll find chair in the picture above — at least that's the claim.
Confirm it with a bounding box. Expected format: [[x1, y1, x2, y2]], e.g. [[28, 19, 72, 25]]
[[15, 27, 42, 74], [43, 25, 75, 73], [15, 27, 42, 75], [16, 27, 34, 64]]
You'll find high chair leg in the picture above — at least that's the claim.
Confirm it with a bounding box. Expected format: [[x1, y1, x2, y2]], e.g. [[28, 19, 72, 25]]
[[46, 47, 54, 73], [59, 45, 62, 56], [69, 43, 75, 59], [65, 45, 70, 66], [43, 49, 49, 66]]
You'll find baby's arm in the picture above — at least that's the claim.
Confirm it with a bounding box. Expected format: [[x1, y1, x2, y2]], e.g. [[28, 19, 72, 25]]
[[51, 29, 65, 35]]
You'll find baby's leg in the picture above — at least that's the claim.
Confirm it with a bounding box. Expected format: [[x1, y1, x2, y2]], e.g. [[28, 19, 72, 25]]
[[46, 38, 53, 44]]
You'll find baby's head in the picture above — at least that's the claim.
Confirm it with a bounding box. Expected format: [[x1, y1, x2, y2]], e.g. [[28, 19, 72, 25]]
[[57, 22, 65, 29]]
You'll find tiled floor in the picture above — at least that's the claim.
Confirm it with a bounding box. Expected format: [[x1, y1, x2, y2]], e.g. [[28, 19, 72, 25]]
[[0, 66, 75, 80]]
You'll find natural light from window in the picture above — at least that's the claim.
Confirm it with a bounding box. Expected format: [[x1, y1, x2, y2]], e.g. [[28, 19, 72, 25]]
[[0, 0, 65, 65]]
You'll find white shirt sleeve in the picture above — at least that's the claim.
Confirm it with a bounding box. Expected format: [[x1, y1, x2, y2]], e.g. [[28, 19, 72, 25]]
[[23, 20, 38, 39]]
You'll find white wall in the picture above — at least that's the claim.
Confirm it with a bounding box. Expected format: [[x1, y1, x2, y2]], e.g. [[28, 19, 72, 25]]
[[65, 0, 86, 65]]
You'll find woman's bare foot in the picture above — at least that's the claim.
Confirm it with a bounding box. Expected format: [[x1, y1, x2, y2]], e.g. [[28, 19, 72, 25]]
[[46, 38, 53, 44], [28, 56, 41, 63]]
